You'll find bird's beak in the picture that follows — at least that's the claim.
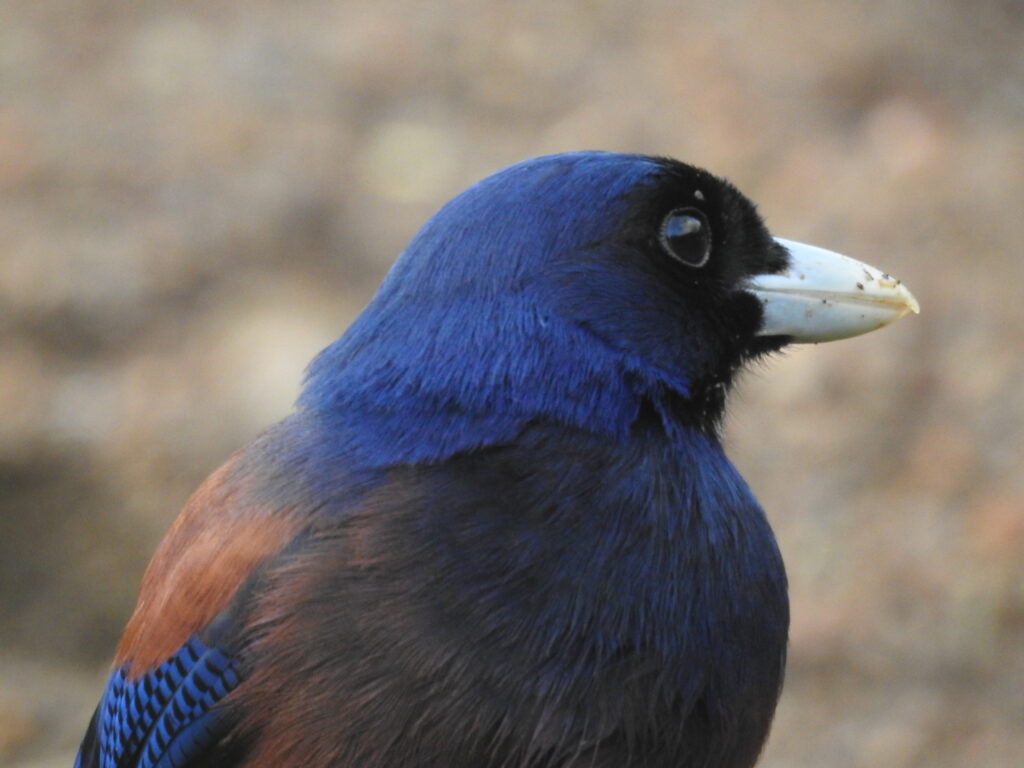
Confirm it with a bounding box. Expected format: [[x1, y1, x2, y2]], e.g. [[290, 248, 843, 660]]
[[747, 238, 920, 343]]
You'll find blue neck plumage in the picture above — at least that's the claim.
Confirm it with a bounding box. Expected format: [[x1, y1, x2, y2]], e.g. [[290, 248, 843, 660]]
[[298, 307, 701, 469]]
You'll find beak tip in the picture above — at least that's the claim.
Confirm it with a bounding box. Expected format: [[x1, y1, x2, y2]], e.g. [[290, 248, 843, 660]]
[[893, 283, 921, 316]]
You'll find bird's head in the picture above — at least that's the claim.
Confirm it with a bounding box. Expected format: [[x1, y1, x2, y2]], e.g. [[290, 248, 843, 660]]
[[301, 152, 918, 465]]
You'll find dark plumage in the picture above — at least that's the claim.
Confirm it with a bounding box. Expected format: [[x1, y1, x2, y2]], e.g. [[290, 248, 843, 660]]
[[76, 152, 917, 768]]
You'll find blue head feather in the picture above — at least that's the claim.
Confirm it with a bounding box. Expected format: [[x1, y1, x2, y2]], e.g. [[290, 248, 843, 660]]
[[300, 152, 733, 468]]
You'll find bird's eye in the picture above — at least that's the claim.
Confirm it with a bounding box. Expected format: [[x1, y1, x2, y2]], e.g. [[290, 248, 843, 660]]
[[660, 208, 711, 268]]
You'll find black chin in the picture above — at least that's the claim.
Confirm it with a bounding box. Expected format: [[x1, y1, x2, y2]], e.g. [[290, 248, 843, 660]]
[[730, 289, 791, 362], [745, 334, 790, 359], [678, 320, 790, 435]]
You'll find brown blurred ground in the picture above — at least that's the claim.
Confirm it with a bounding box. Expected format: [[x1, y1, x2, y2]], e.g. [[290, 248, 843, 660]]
[[2, 1, 1023, 766]]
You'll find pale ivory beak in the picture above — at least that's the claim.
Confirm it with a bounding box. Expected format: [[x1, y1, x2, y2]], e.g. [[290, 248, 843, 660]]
[[748, 238, 920, 343]]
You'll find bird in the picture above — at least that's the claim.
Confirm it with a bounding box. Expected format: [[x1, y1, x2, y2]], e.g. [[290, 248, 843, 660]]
[[75, 151, 918, 768]]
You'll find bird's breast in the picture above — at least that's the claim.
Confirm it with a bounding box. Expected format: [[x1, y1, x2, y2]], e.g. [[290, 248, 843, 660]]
[[401, 420, 790, 738], [232, 416, 789, 767]]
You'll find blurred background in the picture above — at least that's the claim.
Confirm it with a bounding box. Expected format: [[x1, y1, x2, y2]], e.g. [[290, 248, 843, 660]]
[[2, 1, 1022, 765]]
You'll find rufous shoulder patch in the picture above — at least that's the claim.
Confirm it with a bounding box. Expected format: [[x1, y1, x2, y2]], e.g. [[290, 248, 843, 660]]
[[116, 455, 303, 677]]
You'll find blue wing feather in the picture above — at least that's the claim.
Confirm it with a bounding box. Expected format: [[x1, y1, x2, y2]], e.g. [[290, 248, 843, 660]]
[[77, 636, 240, 768]]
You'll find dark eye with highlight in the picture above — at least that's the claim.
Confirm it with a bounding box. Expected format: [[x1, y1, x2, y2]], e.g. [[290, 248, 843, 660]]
[[660, 208, 711, 268]]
